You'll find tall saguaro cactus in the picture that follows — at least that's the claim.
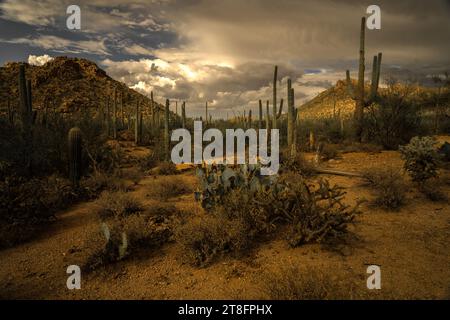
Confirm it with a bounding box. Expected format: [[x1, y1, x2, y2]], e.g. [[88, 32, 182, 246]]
[[112, 87, 118, 139], [106, 96, 110, 136], [265, 100, 270, 130], [258, 100, 263, 129], [7, 96, 13, 125], [205, 101, 208, 125], [18, 64, 33, 174], [272, 65, 278, 129], [355, 16, 366, 141], [18, 65, 30, 127], [68, 127, 82, 187], [181, 101, 186, 128], [346, 17, 383, 142], [135, 100, 141, 145], [287, 79, 295, 149], [164, 99, 170, 160]]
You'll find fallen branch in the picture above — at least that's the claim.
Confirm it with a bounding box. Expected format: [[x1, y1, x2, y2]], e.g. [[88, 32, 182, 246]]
[[314, 168, 362, 177]]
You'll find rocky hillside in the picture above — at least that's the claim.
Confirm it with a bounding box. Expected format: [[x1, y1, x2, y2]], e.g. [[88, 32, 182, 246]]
[[297, 78, 442, 121], [0, 56, 162, 115], [297, 79, 356, 120]]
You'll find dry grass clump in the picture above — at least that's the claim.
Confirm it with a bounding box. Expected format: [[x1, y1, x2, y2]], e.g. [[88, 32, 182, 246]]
[[175, 214, 249, 267], [362, 167, 407, 210], [93, 190, 143, 220], [319, 143, 340, 161], [85, 194, 177, 270], [419, 179, 448, 202], [340, 142, 383, 154], [261, 265, 356, 300], [281, 152, 318, 177], [147, 176, 192, 200], [155, 161, 178, 175]]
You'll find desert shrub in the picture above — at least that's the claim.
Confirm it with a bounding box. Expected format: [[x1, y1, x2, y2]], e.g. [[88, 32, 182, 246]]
[[281, 179, 362, 246], [0, 174, 77, 248], [80, 170, 127, 197], [176, 215, 249, 267], [399, 136, 440, 184], [281, 152, 318, 177], [419, 180, 448, 202], [340, 142, 383, 154], [193, 173, 360, 261], [140, 140, 167, 171], [215, 189, 278, 238], [365, 80, 421, 149], [319, 143, 340, 161], [85, 213, 172, 270], [123, 168, 144, 185], [93, 191, 143, 220], [147, 176, 192, 200], [155, 161, 178, 175], [261, 265, 354, 300], [362, 167, 407, 210]]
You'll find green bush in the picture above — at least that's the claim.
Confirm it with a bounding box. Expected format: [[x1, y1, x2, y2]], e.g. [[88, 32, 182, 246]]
[[399, 136, 440, 184]]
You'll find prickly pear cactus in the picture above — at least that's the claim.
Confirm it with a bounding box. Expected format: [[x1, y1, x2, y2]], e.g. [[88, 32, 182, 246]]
[[101, 222, 129, 260], [195, 163, 277, 209]]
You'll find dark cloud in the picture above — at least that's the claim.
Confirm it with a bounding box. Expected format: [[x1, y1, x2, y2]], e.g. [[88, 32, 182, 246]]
[[0, 0, 449, 117]]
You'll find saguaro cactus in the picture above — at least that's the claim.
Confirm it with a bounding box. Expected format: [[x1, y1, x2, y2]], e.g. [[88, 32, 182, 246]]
[[7, 97, 13, 124], [164, 99, 170, 160], [265, 100, 270, 130], [287, 79, 296, 149], [18, 64, 30, 126], [68, 127, 82, 187], [258, 100, 263, 129], [106, 96, 111, 136], [112, 87, 117, 139], [120, 90, 125, 129], [345, 17, 383, 142], [205, 101, 208, 125], [273, 65, 278, 129], [18, 64, 33, 174], [354, 16, 366, 140], [135, 100, 140, 145], [248, 110, 252, 128], [181, 101, 186, 128]]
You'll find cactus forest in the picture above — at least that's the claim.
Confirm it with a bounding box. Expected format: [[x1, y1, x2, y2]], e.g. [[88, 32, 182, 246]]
[[0, 0, 449, 302]]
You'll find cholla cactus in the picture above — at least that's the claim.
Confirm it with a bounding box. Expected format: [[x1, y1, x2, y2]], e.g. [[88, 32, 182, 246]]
[[399, 136, 440, 184]]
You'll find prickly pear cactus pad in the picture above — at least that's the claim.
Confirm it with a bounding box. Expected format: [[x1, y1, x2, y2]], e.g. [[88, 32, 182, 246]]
[[194, 162, 277, 209]]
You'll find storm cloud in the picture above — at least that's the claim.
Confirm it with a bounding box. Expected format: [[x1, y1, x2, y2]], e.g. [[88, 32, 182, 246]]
[[1, 0, 449, 117]]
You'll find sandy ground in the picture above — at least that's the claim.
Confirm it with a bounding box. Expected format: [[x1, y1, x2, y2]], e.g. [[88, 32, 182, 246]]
[[0, 140, 449, 300]]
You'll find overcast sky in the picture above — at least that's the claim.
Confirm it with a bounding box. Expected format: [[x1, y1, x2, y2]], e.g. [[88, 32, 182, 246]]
[[1, 0, 449, 117]]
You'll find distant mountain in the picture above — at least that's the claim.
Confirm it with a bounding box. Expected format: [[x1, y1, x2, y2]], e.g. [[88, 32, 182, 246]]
[[0, 56, 163, 115]]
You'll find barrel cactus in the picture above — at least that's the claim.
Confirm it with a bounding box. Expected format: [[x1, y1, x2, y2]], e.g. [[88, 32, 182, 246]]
[[68, 127, 82, 187]]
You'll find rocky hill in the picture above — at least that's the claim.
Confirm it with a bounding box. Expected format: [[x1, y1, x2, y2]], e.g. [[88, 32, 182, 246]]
[[0, 56, 163, 116], [297, 79, 356, 120], [297, 78, 442, 121]]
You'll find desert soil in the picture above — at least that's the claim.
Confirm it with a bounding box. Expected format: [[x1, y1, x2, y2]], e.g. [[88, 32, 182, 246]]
[[0, 139, 449, 300]]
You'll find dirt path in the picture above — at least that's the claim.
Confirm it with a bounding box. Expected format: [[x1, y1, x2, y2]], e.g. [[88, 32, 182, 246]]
[[0, 146, 449, 299]]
